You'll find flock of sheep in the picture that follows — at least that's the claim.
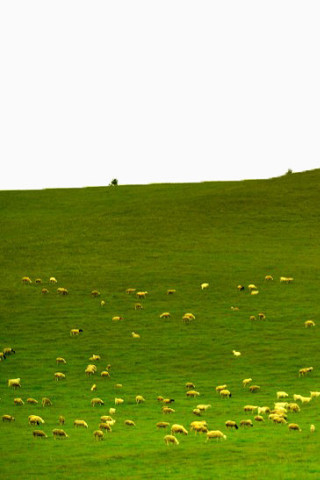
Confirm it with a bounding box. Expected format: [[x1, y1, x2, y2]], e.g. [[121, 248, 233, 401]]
[[1, 273, 318, 446]]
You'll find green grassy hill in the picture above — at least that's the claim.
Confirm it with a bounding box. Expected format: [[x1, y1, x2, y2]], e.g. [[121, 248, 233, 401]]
[[1, 169, 320, 479]]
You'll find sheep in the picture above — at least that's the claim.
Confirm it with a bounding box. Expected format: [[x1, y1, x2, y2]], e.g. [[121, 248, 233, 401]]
[[100, 415, 114, 423], [280, 276, 294, 283], [237, 285, 245, 291], [49, 277, 57, 283], [157, 396, 164, 402], [249, 385, 260, 393], [206, 430, 227, 441], [2, 415, 15, 422], [254, 415, 265, 422], [201, 283, 209, 290], [42, 397, 52, 407], [35, 278, 42, 284], [14, 398, 24, 406], [115, 398, 124, 406], [41, 288, 49, 294], [56, 357, 66, 365], [258, 313, 266, 320], [299, 367, 313, 376], [115, 383, 123, 388], [85, 365, 97, 376], [57, 287, 68, 295], [293, 394, 303, 402], [29, 415, 45, 425], [250, 315, 256, 321], [70, 328, 83, 336], [112, 316, 123, 321], [22, 276, 32, 284], [160, 312, 171, 319], [186, 382, 195, 389], [287, 403, 300, 413], [196, 404, 211, 412], [126, 288, 136, 294], [125, 420, 136, 427], [183, 313, 195, 321], [171, 424, 188, 435], [156, 422, 170, 429], [91, 384, 97, 392], [274, 402, 288, 409], [33, 430, 48, 438], [186, 390, 200, 398], [190, 420, 207, 429], [300, 396, 312, 404], [288, 423, 301, 431], [243, 405, 258, 413], [27, 398, 38, 405], [0, 352, 6, 361], [232, 350, 241, 357], [164, 434, 179, 445], [240, 419, 253, 427], [248, 284, 258, 291], [220, 389, 232, 398], [162, 398, 175, 404], [250, 290, 259, 295], [101, 300, 106, 307], [99, 422, 112, 432], [136, 291, 148, 299], [101, 371, 110, 378], [132, 332, 140, 339], [243, 378, 252, 388], [59, 416, 65, 425], [136, 395, 145, 404], [191, 424, 208, 434], [134, 303, 143, 310], [54, 372, 66, 381], [91, 398, 104, 407], [310, 391, 320, 399], [258, 406, 270, 415], [193, 409, 202, 416], [3, 347, 15, 355], [216, 385, 227, 392], [310, 424, 316, 433], [272, 416, 287, 424], [225, 420, 238, 429], [52, 428, 68, 438], [277, 391, 288, 400], [93, 429, 104, 440], [8, 378, 21, 389], [91, 290, 100, 297], [109, 408, 116, 415], [305, 320, 316, 328], [265, 275, 273, 281], [74, 419, 88, 428], [167, 289, 176, 295], [89, 354, 101, 362], [162, 407, 175, 414], [271, 408, 287, 416], [231, 306, 240, 311]]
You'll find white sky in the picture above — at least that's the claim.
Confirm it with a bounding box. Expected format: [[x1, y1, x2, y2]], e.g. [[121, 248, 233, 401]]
[[1, 1, 319, 190]]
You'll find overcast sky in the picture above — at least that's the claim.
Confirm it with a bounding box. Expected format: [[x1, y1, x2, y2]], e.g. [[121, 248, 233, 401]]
[[1, 1, 319, 190]]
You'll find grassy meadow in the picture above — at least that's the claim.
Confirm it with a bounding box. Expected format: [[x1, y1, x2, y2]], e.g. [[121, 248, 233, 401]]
[[1, 169, 320, 479]]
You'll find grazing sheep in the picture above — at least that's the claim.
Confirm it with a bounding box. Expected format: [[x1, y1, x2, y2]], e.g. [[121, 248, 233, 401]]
[[251, 290, 259, 295], [2, 415, 15, 422], [115, 384, 122, 389], [33, 430, 47, 438], [56, 357, 66, 365], [237, 285, 245, 291], [115, 398, 124, 405], [274, 402, 288, 409], [171, 424, 188, 435], [41, 288, 49, 294], [244, 405, 258, 413], [14, 398, 24, 406], [74, 419, 88, 428], [29, 415, 45, 425], [156, 422, 170, 429], [300, 396, 312, 404], [52, 428, 68, 438], [91, 290, 101, 297], [287, 403, 300, 413], [42, 397, 52, 407], [136, 395, 145, 404], [231, 306, 240, 311], [249, 385, 260, 393], [258, 313, 266, 320], [167, 289, 176, 295], [162, 407, 175, 414], [160, 312, 171, 319], [305, 320, 316, 328], [109, 408, 116, 415], [136, 291, 148, 299], [132, 332, 140, 339], [293, 394, 303, 402], [216, 385, 227, 392], [225, 420, 238, 429], [220, 389, 232, 398], [57, 287, 68, 295], [186, 390, 200, 398], [54, 372, 66, 381], [193, 408, 202, 416], [101, 371, 110, 378], [258, 406, 270, 415], [27, 398, 38, 405], [310, 424, 316, 433], [101, 300, 106, 306], [299, 367, 313, 376], [91, 398, 104, 407], [250, 315, 256, 321], [59, 416, 65, 425], [254, 415, 265, 422], [280, 276, 294, 283], [288, 423, 301, 431], [310, 391, 320, 399], [186, 382, 195, 389], [99, 422, 112, 432], [125, 420, 136, 427], [0, 352, 6, 361], [196, 404, 211, 412], [162, 398, 175, 404], [85, 364, 97, 376], [265, 275, 273, 281], [89, 354, 101, 362], [70, 328, 83, 336], [248, 284, 258, 291], [91, 384, 97, 392], [191, 424, 208, 434], [93, 429, 104, 440], [35, 278, 42, 284], [8, 378, 21, 389], [100, 415, 113, 422], [277, 391, 288, 400], [112, 316, 123, 321], [183, 313, 195, 321], [157, 396, 164, 402], [126, 288, 136, 294], [3, 347, 15, 356], [134, 303, 143, 310], [271, 415, 287, 424], [243, 378, 252, 388], [201, 283, 209, 290], [22, 276, 32, 284], [49, 277, 57, 283], [240, 419, 253, 427], [206, 430, 227, 441], [164, 434, 179, 445], [232, 350, 241, 357]]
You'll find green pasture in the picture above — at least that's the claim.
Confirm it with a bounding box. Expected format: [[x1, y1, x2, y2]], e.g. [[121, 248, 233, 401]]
[[1, 170, 320, 479]]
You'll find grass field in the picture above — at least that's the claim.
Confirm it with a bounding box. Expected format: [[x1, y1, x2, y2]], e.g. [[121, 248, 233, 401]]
[[1, 169, 320, 479]]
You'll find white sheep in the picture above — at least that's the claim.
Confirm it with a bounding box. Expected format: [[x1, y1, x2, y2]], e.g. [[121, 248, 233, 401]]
[[156, 422, 170, 429], [136, 291, 148, 299], [276, 391, 288, 400], [14, 398, 24, 406], [91, 398, 104, 406], [89, 354, 101, 361], [196, 404, 211, 412], [91, 384, 97, 392], [3, 347, 15, 356], [29, 415, 45, 425], [2, 415, 15, 422], [220, 389, 232, 398], [310, 424, 316, 433], [99, 422, 112, 432], [310, 391, 320, 399], [182, 313, 195, 323], [254, 415, 265, 422], [232, 350, 241, 357], [288, 423, 301, 431], [112, 316, 123, 321], [216, 384, 227, 392], [56, 357, 66, 365], [186, 390, 200, 397], [74, 419, 88, 428], [115, 398, 124, 405], [91, 290, 100, 297], [42, 397, 52, 407], [33, 430, 48, 438], [280, 276, 293, 283], [125, 420, 136, 427], [186, 382, 195, 389], [250, 290, 259, 295], [49, 277, 57, 283], [160, 312, 171, 319], [134, 303, 143, 310], [93, 429, 104, 440], [201, 283, 209, 290], [225, 420, 238, 429], [70, 328, 83, 336], [136, 395, 145, 404], [299, 367, 313, 376], [22, 276, 32, 284], [85, 364, 97, 376], [248, 284, 258, 291], [164, 434, 179, 445], [265, 275, 273, 281], [109, 408, 116, 415], [57, 287, 68, 295], [243, 378, 252, 387], [59, 416, 65, 425], [41, 288, 49, 294], [206, 430, 227, 441], [35, 278, 42, 284], [52, 429, 68, 438], [167, 289, 176, 295], [27, 398, 38, 405], [287, 403, 300, 413], [249, 385, 260, 393], [244, 405, 258, 412], [162, 407, 175, 414], [54, 372, 66, 381], [101, 371, 110, 378], [171, 424, 188, 435], [8, 378, 21, 389], [240, 419, 253, 427], [132, 332, 140, 339], [257, 406, 270, 415], [305, 320, 316, 328], [126, 288, 136, 294]]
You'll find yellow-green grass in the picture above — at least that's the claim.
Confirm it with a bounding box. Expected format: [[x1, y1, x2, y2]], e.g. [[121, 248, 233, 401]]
[[1, 170, 320, 479]]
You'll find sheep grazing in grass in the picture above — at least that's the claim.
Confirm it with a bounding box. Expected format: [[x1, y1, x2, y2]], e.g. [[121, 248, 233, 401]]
[[182, 313, 195, 323], [0, 352, 6, 361], [171, 424, 188, 435], [305, 320, 315, 328], [251, 290, 259, 295], [164, 434, 179, 445], [125, 420, 136, 427], [14, 398, 24, 406], [299, 367, 313, 377], [231, 306, 240, 311], [136, 395, 145, 404], [59, 416, 65, 425], [249, 385, 260, 393], [287, 403, 300, 413], [109, 408, 116, 415], [74, 419, 88, 428], [56, 357, 66, 365], [280, 276, 294, 283], [8, 378, 21, 389], [196, 404, 211, 412], [237, 285, 245, 291], [288, 423, 301, 431], [191, 424, 208, 434], [250, 316, 256, 321], [49, 277, 57, 284], [91, 384, 97, 392], [101, 300, 106, 307], [248, 284, 258, 291], [85, 365, 97, 376], [156, 422, 170, 429], [91, 290, 100, 297], [240, 419, 253, 428], [115, 398, 124, 406], [243, 378, 252, 388], [157, 396, 164, 402], [27, 398, 38, 405], [310, 391, 320, 399], [134, 303, 143, 310], [54, 372, 66, 381], [42, 397, 52, 407], [57, 287, 68, 295], [216, 384, 227, 392], [258, 406, 270, 415], [35, 278, 42, 284], [167, 289, 176, 295], [277, 391, 288, 400], [33, 430, 47, 438], [232, 350, 241, 357], [70, 329, 83, 336], [220, 389, 232, 398], [101, 371, 110, 378], [265, 275, 273, 281], [115, 384, 122, 389], [4, 347, 16, 357], [186, 390, 200, 398], [206, 430, 227, 441], [162, 398, 175, 404], [186, 382, 195, 389], [2, 415, 15, 422], [243, 405, 258, 413], [29, 415, 45, 425], [225, 420, 238, 430], [160, 312, 171, 319], [99, 422, 112, 432], [193, 408, 202, 416], [89, 354, 101, 362], [112, 316, 123, 321], [22, 276, 32, 284], [258, 313, 266, 320], [126, 288, 136, 294], [41, 288, 49, 294], [136, 291, 148, 299], [132, 332, 140, 339], [201, 283, 209, 290], [93, 430, 104, 440], [162, 407, 175, 414], [100, 415, 113, 423], [300, 396, 312, 404], [91, 398, 104, 407], [52, 429, 68, 438], [254, 415, 265, 422], [310, 424, 316, 433]]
